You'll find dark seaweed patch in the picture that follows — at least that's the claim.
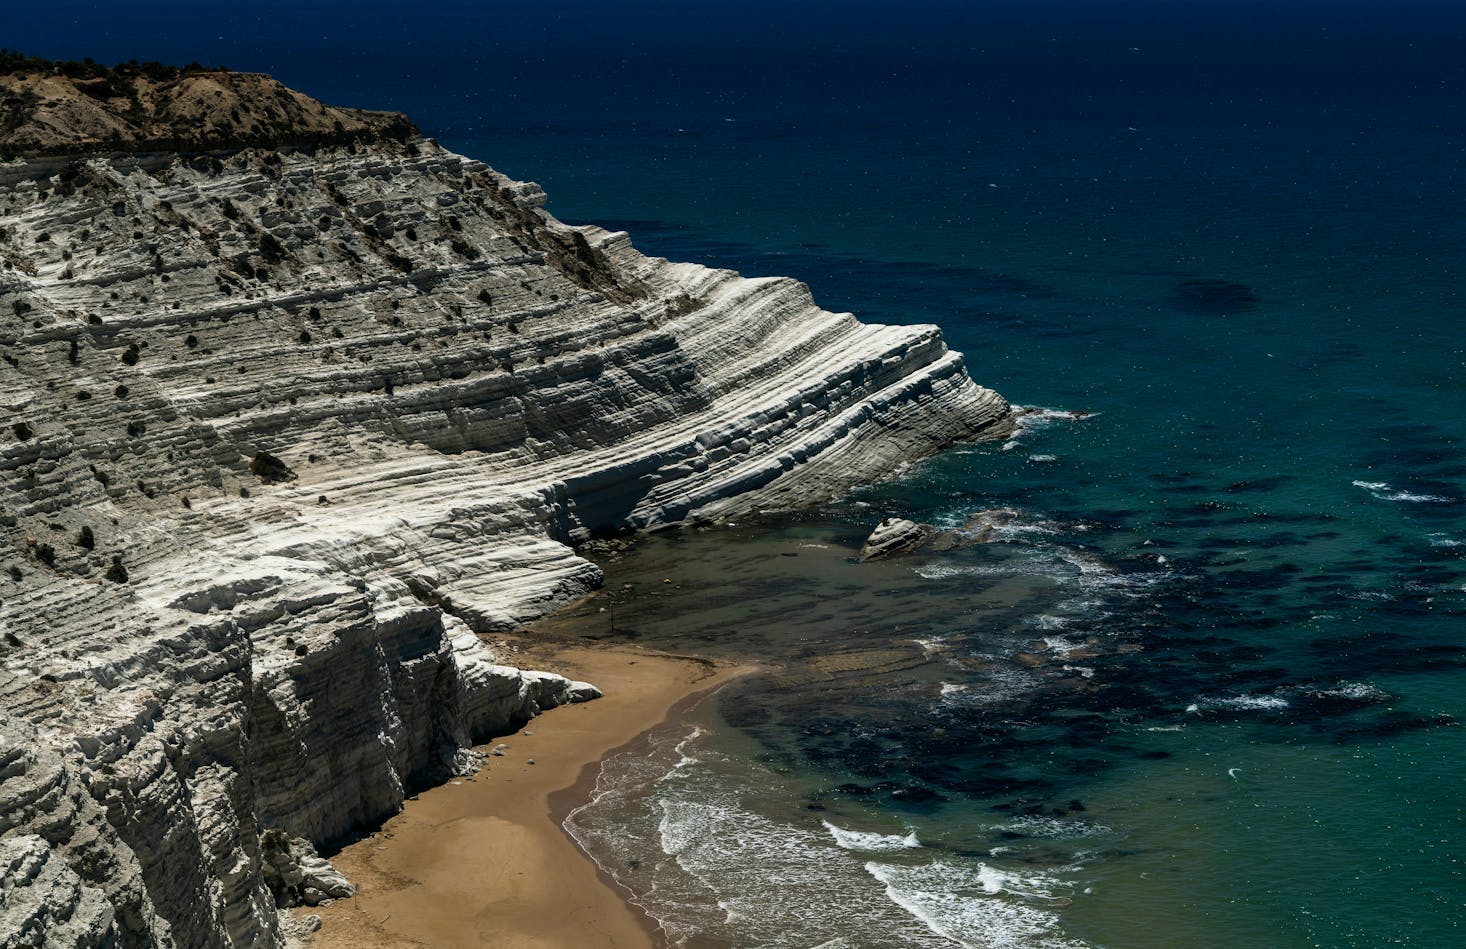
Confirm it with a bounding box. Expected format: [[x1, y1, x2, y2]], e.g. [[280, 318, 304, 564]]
[[1223, 476, 1293, 493], [1157, 483, 1213, 495], [1252, 511, 1341, 524], [1327, 712, 1458, 743], [1250, 532, 1309, 548], [1171, 278, 1260, 314], [1309, 634, 1466, 677]]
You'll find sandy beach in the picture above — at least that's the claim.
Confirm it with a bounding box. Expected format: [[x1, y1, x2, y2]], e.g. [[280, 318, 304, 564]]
[[302, 635, 750, 949]]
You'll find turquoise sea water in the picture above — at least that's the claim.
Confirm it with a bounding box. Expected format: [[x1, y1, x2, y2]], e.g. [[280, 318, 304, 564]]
[[15, 2, 1465, 945], [462, 9, 1465, 944]]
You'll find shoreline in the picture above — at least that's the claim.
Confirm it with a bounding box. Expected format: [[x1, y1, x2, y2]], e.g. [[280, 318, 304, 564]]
[[301, 633, 752, 948], [545, 671, 751, 946]]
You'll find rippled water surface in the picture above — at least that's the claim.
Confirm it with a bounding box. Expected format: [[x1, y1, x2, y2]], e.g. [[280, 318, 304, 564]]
[[542, 469, 1463, 947], [16, 1, 1466, 944]]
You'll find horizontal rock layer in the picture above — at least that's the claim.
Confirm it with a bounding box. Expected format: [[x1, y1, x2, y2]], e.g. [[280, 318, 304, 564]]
[[0, 132, 1010, 947]]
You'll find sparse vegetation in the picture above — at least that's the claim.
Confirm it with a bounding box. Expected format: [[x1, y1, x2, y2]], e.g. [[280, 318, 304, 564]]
[[249, 451, 296, 484], [104, 556, 129, 583], [0, 51, 222, 80], [258, 232, 287, 263]]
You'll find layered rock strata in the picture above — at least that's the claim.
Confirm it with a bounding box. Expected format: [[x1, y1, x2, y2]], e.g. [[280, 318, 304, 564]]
[[0, 68, 1011, 946], [858, 517, 934, 561]]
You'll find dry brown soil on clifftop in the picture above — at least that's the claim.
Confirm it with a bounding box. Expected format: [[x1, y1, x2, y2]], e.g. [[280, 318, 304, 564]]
[[0, 59, 414, 156]]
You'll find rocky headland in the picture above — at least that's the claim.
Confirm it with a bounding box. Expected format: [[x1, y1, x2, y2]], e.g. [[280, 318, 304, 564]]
[[0, 61, 1012, 946]]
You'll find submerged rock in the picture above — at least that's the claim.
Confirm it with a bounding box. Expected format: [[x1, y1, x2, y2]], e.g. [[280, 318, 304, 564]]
[[1172, 277, 1261, 314], [928, 508, 1022, 550]]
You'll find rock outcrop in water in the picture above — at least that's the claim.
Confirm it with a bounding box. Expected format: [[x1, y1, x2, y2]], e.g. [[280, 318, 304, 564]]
[[857, 517, 933, 561], [0, 63, 1012, 946], [858, 509, 1022, 561]]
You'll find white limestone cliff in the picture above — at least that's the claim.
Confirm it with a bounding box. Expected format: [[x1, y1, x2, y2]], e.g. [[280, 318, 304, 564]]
[[0, 85, 1011, 946]]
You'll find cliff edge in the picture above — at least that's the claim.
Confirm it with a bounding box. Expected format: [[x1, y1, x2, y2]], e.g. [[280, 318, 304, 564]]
[[0, 63, 1011, 947]]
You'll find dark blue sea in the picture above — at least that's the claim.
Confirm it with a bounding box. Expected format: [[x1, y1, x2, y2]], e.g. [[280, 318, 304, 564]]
[[16, 2, 1466, 945]]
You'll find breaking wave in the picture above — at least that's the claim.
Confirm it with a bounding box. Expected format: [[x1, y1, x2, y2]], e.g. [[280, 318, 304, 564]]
[[1353, 480, 1454, 504]]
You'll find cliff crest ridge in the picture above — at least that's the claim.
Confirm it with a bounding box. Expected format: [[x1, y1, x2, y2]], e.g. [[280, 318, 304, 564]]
[[0, 56, 415, 157]]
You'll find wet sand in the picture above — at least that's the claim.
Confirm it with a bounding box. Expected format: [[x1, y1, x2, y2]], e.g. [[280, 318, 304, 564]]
[[303, 634, 751, 949]]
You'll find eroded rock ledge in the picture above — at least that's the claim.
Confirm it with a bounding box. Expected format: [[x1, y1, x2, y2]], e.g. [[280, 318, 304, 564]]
[[0, 69, 1011, 947]]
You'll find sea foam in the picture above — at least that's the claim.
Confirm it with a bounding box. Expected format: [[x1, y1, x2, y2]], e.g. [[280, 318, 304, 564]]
[[823, 820, 922, 852], [1002, 406, 1096, 452], [866, 860, 1088, 949], [1353, 480, 1454, 503], [1190, 693, 1291, 712], [1306, 681, 1390, 702], [653, 797, 975, 947], [992, 815, 1114, 839]]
